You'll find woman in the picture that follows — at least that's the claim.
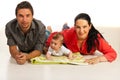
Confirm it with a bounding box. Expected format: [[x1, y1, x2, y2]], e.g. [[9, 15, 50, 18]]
[[46, 13, 117, 64]]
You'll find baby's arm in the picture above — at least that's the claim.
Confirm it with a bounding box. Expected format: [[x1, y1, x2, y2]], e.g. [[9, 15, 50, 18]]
[[62, 45, 73, 59], [46, 52, 52, 60], [68, 52, 73, 60]]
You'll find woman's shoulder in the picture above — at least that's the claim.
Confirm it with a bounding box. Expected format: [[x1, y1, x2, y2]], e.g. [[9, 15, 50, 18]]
[[62, 27, 75, 35], [97, 33, 104, 38]]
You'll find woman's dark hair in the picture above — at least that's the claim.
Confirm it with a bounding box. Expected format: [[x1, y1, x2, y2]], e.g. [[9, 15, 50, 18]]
[[74, 13, 104, 53], [15, 1, 34, 16]]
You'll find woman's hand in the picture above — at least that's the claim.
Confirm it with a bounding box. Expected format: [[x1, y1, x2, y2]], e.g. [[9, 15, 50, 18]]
[[85, 56, 107, 64], [85, 57, 100, 64]]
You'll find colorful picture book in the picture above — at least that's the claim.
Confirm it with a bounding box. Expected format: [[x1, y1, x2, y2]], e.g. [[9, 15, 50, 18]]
[[30, 52, 88, 65]]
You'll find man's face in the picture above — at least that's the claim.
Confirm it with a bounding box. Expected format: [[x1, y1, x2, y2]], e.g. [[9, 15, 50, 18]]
[[16, 8, 33, 33]]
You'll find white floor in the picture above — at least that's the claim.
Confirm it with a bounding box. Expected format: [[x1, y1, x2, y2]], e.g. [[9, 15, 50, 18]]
[[0, 27, 120, 80]]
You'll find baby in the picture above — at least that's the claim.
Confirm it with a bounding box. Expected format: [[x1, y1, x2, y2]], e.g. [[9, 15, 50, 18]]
[[46, 32, 73, 60]]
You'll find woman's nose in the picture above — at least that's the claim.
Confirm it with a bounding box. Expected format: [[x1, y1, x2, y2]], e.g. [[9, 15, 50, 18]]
[[80, 28, 84, 34]]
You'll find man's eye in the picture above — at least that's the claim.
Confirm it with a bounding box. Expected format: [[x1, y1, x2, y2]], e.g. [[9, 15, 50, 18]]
[[26, 14, 30, 17], [83, 26, 87, 28], [76, 26, 81, 29]]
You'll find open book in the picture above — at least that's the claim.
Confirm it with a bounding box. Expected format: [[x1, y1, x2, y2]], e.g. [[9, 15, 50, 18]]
[[30, 52, 88, 65]]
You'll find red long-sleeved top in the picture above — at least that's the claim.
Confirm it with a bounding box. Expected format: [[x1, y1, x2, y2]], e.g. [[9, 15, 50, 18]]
[[46, 27, 117, 62]]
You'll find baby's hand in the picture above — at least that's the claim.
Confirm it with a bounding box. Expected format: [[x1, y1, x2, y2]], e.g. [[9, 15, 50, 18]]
[[46, 53, 53, 60], [68, 55, 74, 60], [72, 55, 77, 58], [46, 56, 53, 60], [68, 53, 74, 60]]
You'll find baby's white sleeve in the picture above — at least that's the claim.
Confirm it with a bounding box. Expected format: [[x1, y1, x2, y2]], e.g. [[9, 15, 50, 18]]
[[47, 47, 53, 54], [61, 45, 71, 55]]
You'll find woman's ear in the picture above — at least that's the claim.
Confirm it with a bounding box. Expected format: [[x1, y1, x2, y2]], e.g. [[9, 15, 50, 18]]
[[89, 24, 92, 29]]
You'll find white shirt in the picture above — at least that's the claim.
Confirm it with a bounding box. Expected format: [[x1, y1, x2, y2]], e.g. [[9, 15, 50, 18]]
[[47, 45, 71, 56]]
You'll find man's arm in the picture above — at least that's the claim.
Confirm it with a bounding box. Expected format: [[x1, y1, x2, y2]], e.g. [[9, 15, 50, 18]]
[[9, 45, 20, 58], [9, 46, 26, 65], [9, 46, 41, 64], [26, 50, 41, 60]]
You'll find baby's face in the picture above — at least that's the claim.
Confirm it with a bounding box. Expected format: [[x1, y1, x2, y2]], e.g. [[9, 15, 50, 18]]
[[50, 39, 62, 51]]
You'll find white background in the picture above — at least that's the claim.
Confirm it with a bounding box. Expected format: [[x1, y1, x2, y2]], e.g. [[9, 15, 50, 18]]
[[0, 1, 120, 80], [0, 0, 120, 31]]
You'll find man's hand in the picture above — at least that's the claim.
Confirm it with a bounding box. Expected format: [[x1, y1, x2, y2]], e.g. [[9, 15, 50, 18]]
[[15, 52, 27, 65]]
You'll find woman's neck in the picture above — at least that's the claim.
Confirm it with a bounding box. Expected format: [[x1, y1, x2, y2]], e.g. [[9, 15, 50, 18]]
[[77, 39, 84, 49]]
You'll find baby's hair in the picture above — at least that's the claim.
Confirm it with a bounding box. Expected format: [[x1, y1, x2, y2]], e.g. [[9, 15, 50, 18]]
[[52, 32, 64, 43]]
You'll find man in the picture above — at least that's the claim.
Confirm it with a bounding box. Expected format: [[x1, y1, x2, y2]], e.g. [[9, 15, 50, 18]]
[[5, 1, 46, 64]]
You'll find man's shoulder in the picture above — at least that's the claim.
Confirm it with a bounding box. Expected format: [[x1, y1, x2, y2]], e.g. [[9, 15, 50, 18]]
[[32, 18, 46, 34], [6, 18, 17, 29], [32, 18, 45, 29], [6, 19, 17, 27], [6, 18, 17, 25], [33, 18, 44, 25]]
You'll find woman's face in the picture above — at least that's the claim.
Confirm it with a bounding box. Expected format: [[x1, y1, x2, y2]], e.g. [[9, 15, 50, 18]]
[[75, 19, 91, 40]]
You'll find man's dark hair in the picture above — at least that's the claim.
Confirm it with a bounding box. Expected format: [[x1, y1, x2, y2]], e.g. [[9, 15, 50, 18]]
[[15, 1, 34, 16]]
